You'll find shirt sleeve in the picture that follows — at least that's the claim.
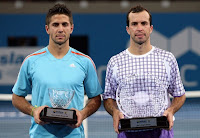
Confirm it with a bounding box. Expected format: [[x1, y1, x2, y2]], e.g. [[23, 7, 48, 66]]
[[84, 58, 103, 98], [102, 58, 118, 100], [168, 53, 185, 97], [12, 59, 32, 97]]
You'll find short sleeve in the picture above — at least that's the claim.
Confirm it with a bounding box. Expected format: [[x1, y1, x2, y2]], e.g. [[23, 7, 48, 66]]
[[12, 59, 32, 97], [103, 58, 118, 100], [168, 54, 185, 97], [84, 58, 103, 98]]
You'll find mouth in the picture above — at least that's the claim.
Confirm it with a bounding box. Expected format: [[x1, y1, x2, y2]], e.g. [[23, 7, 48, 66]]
[[135, 33, 145, 38], [56, 35, 65, 38], [56, 37, 65, 40]]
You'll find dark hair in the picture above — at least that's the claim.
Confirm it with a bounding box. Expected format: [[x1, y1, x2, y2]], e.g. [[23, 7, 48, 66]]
[[126, 5, 152, 26], [46, 4, 73, 25]]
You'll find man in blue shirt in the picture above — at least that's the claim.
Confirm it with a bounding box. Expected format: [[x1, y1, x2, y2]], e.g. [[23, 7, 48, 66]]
[[12, 4, 102, 138]]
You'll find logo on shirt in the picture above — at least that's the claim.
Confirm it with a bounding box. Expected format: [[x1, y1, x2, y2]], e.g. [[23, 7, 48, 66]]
[[69, 63, 76, 68]]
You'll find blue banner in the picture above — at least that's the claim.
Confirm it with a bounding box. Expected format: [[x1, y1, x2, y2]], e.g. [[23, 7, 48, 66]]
[[0, 13, 200, 93]]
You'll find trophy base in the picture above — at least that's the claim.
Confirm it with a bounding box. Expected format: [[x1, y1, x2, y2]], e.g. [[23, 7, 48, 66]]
[[40, 107, 77, 124], [119, 116, 169, 132]]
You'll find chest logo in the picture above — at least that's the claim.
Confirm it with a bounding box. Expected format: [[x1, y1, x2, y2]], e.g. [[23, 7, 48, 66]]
[[69, 63, 76, 68]]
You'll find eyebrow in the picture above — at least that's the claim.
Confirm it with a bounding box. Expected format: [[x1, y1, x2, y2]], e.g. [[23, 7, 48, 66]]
[[130, 21, 149, 25], [52, 21, 68, 24]]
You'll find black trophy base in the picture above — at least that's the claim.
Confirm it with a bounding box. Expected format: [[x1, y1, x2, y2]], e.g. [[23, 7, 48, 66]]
[[119, 116, 169, 132], [40, 107, 77, 125]]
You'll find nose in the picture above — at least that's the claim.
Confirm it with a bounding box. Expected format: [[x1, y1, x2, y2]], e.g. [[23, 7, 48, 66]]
[[58, 25, 64, 33], [137, 24, 143, 31]]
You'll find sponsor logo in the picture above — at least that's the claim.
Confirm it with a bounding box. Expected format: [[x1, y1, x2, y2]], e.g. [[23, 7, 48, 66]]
[[53, 110, 64, 114], [70, 63, 76, 68]]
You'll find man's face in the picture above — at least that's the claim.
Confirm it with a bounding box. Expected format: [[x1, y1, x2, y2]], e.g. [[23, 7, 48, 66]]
[[126, 11, 153, 45], [46, 14, 73, 46]]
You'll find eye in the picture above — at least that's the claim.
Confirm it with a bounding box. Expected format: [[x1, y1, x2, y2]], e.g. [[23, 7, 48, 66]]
[[131, 22, 138, 26], [141, 22, 148, 26], [52, 23, 59, 27], [62, 22, 68, 27]]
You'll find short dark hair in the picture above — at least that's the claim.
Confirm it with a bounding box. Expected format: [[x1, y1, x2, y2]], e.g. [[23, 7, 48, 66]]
[[126, 5, 152, 26], [46, 4, 73, 25]]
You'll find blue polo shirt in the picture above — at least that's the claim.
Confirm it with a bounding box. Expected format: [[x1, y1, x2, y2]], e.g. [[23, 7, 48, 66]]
[[12, 46, 102, 138]]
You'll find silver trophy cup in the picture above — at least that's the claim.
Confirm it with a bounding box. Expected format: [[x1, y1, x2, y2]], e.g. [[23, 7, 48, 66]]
[[40, 88, 77, 124], [116, 73, 169, 131]]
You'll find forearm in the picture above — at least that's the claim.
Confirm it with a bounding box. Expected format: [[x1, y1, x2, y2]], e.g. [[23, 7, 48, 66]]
[[168, 94, 186, 114], [12, 93, 33, 116], [103, 98, 124, 134], [103, 98, 119, 116], [81, 95, 101, 120]]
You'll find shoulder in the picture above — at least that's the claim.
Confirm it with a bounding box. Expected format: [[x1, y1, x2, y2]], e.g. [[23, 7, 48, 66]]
[[70, 47, 96, 68], [22, 47, 47, 65], [108, 50, 127, 66], [153, 46, 175, 62], [71, 47, 93, 62]]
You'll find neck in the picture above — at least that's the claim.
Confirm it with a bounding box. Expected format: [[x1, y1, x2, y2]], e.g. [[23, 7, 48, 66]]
[[128, 41, 152, 55], [48, 42, 70, 59]]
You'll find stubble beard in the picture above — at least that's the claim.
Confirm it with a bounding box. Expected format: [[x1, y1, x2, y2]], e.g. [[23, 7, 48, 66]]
[[137, 41, 145, 45], [132, 34, 150, 45], [56, 40, 67, 46], [133, 37, 146, 45], [52, 36, 68, 46]]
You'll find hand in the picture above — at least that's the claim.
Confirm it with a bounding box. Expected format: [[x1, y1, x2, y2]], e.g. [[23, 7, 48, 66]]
[[163, 109, 174, 130], [113, 109, 124, 134], [32, 105, 49, 125], [68, 108, 84, 128]]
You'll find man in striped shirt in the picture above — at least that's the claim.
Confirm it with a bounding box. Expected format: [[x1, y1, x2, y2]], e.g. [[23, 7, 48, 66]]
[[103, 5, 186, 138]]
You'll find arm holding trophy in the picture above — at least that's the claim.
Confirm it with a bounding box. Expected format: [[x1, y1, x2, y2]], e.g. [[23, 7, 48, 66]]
[[76, 95, 101, 127], [163, 90, 186, 130], [12, 94, 48, 125], [103, 98, 124, 134]]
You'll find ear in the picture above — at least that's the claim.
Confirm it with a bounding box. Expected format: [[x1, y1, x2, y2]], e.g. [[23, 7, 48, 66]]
[[70, 24, 74, 34], [126, 26, 130, 35], [45, 25, 50, 34], [150, 25, 153, 34]]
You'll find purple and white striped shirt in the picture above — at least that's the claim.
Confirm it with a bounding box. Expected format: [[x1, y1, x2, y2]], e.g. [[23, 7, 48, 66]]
[[103, 46, 185, 108]]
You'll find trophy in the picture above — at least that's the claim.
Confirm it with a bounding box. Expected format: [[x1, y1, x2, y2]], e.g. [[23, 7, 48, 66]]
[[40, 88, 77, 124], [116, 73, 169, 131]]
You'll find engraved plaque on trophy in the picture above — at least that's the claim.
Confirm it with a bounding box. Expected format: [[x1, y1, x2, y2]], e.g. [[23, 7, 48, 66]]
[[40, 88, 77, 124]]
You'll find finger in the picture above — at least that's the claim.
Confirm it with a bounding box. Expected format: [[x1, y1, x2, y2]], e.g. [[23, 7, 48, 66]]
[[38, 120, 46, 125], [162, 112, 167, 117], [75, 121, 81, 128], [67, 124, 76, 128], [169, 119, 174, 130], [114, 122, 119, 134], [70, 108, 82, 128], [113, 117, 119, 134], [119, 112, 124, 119]]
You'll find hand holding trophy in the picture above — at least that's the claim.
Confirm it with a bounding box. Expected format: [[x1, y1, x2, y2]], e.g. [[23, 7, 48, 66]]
[[116, 73, 170, 132], [40, 88, 77, 124]]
